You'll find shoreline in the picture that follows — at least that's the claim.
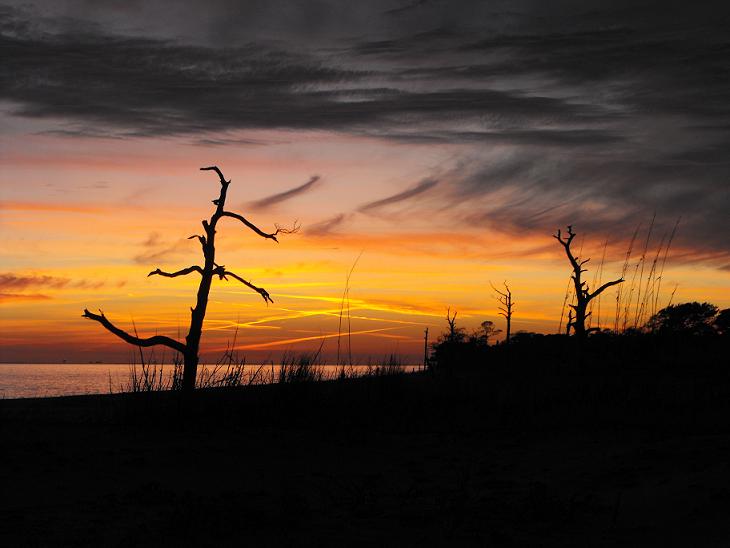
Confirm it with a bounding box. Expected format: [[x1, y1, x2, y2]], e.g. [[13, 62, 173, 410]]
[[3, 354, 730, 546]]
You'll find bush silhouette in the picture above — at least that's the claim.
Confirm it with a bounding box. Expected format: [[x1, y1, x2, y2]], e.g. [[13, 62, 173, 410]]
[[646, 302, 719, 336]]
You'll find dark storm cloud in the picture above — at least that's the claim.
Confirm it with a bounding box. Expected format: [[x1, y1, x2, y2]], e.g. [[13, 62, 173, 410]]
[[2, 0, 729, 260], [384, 0, 431, 17], [439, 149, 730, 262], [0, 4, 617, 139], [248, 175, 321, 210], [378, 129, 625, 146]]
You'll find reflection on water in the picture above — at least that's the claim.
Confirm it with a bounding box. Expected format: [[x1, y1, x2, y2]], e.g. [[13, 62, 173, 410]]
[[0, 363, 418, 399]]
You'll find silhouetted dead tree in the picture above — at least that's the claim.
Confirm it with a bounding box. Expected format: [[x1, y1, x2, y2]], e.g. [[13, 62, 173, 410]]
[[445, 307, 458, 341], [553, 225, 623, 339], [84, 166, 298, 391], [491, 281, 514, 344]]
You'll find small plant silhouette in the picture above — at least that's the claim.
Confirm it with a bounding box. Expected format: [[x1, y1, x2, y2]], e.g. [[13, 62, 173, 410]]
[[83, 166, 298, 391], [554, 225, 624, 339]]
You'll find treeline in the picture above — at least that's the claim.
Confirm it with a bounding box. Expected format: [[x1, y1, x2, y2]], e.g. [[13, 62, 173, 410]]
[[429, 301, 730, 372]]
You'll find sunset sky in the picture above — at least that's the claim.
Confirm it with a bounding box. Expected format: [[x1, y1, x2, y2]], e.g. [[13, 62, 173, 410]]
[[1, 0, 729, 363]]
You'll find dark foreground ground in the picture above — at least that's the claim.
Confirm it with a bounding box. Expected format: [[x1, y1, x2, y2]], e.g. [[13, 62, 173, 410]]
[[2, 343, 730, 547]]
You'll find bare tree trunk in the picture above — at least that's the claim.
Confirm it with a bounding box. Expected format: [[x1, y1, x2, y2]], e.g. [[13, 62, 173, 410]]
[[183, 265, 214, 391]]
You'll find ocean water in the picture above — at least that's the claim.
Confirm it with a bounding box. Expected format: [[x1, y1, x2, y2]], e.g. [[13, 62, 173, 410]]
[[0, 363, 418, 399], [0, 363, 135, 399]]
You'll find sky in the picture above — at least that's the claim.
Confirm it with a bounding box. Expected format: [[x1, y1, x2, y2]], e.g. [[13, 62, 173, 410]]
[[1, 0, 729, 363]]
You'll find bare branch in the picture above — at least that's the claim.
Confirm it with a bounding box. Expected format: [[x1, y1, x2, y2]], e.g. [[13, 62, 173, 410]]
[[221, 212, 299, 242], [82, 309, 186, 354], [275, 221, 301, 236], [489, 280, 507, 298], [200, 166, 229, 186], [220, 270, 273, 304], [148, 266, 203, 278], [589, 278, 624, 300], [187, 234, 206, 248]]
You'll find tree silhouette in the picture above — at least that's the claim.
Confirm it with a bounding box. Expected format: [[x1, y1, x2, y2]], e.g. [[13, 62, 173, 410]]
[[490, 281, 514, 345], [714, 308, 730, 336], [444, 307, 464, 342], [554, 225, 623, 339], [646, 302, 719, 336], [83, 166, 297, 391], [480, 320, 501, 346]]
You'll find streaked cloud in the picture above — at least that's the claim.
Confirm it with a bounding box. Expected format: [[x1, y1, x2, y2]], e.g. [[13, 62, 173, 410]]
[[358, 178, 438, 213], [0, 273, 104, 291], [248, 175, 321, 210], [234, 327, 400, 350], [306, 213, 349, 236], [0, 201, 105, 214], [133, 233, 193, 265], [0, 292, 51, 302]]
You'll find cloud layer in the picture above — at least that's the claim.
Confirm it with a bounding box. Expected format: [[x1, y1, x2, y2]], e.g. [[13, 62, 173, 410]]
[[2, 1, 729, 262]]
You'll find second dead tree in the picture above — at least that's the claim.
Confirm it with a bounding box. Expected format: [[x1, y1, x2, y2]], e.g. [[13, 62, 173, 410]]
[[554, 225, 624, 340], [491, 281, 514, 345]]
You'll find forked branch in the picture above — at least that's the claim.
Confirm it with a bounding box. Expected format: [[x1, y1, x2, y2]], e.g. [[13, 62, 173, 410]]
[[82, 309, 187, 354], [553, 225, 576, 248], [200, 166, 229, 186]]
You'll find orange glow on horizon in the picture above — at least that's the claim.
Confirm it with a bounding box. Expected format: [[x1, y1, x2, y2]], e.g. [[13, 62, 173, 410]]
[[2, 134, 729, 363]]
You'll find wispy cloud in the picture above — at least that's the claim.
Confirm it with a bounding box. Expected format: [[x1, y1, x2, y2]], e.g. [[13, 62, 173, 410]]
[[0, 201, 104, 214], [306, 213, 349, 236], [234, 327, 400, 350], [358, 178, 438, 213], [0, 273, 105, 297], [133, 232, 192, 265], [0, 292, 52, 302], [247, 175, 321, 210]]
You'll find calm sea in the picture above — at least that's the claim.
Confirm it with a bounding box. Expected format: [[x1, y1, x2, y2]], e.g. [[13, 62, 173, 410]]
[[0, 363, 138, 399], [0, 363, 418, 399]]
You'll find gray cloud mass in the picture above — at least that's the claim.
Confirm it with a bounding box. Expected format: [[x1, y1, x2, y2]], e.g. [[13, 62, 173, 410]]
[[1, 1, 729, 261]]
